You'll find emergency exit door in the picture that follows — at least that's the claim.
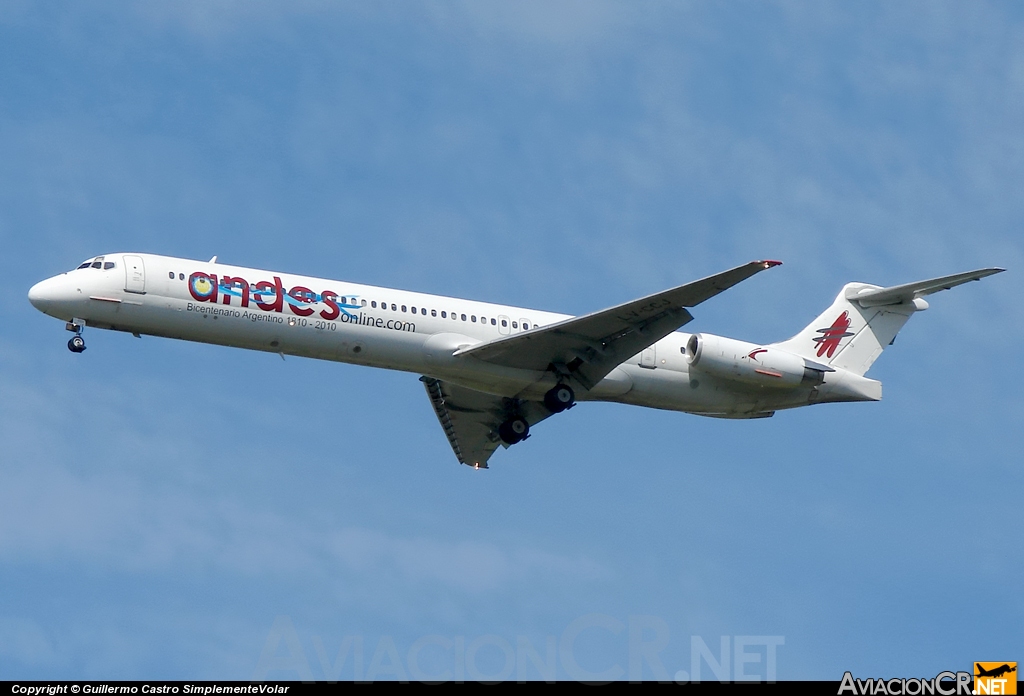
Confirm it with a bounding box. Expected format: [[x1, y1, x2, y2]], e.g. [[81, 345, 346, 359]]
[[639, 345, 656, 369]]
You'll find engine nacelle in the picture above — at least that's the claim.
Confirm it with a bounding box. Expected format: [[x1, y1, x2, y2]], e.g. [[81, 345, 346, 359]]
[[686, 334, 825, 388]]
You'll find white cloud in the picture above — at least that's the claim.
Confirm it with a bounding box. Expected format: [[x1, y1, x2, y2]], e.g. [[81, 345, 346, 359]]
[[0, 369, 607, 595], [328, 528, 607, 594], [0, 461, 607, 592], [132, 0, 633, 46]]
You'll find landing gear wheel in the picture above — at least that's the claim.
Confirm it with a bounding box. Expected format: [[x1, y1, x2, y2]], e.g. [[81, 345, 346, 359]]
[[68, 335, 86, 353], [544, 384, 575, 413], [498, 417, 530, 445]]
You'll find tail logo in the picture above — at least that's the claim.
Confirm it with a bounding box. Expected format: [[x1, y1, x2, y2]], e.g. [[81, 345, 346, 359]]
[[813, 311, 854, 358]]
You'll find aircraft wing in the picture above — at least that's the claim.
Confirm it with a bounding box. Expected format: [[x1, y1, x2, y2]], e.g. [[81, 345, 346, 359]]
[[453, 260, 781, 390], [421, 377, 554, 468]]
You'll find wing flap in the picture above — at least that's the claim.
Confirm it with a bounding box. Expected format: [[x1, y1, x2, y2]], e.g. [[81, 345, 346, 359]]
[[421, 377, 553, 468]]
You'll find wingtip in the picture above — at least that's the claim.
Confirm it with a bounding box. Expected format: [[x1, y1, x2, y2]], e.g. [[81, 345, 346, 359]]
[[759, 260, 783, 268]]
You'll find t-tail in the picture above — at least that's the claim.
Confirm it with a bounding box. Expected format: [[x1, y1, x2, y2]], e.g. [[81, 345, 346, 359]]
[[772, 267, 1004, 377]]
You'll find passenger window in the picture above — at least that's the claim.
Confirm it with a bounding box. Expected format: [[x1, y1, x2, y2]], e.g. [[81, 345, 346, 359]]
[[441, 311, 446, 318], [401, 305, 407, 312], [361, 299, 367, 307], [431, 309, 437, 317], [168, 272, 174, 279], [391, 303, 397, 311], [179, 273, 184, 280], [512, 322, 518, 329], [471, 316, 477, 323], [490, 318, 496, 325], [523, 322, 530, 330], [461, 314, 467, 321], [371, 301, 377, 308]]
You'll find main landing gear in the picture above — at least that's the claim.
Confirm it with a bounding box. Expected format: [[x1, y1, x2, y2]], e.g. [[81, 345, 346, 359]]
[[498, 416, 530, 445], [498, 384, 575, 446], [66, 321, 86, 353], [544, 384, 575, 413]]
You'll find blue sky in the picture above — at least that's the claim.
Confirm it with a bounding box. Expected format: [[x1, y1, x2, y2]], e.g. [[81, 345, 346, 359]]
[[1, 1, 1021, 681]]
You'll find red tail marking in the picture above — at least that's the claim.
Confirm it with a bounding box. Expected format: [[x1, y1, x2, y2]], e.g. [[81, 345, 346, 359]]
[[814, 311, 853, 358]]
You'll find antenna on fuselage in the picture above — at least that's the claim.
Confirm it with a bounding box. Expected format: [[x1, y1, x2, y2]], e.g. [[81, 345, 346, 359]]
[[209, 255, 218, 263]]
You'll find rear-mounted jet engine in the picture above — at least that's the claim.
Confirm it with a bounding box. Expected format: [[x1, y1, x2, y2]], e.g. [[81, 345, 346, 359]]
[[685, 334, 827, 388]]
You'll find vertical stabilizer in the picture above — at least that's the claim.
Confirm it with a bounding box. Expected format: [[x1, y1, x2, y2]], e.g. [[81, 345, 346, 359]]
[[772, 283, 918, 376], [771, 268, 1002, 376]]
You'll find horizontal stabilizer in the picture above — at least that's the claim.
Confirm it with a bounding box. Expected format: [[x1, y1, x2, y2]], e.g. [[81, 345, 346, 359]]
[[846, 268, 1004, 307]]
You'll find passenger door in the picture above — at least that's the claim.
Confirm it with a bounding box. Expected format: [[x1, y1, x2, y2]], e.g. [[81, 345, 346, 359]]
[[123, 255, 146, 294]]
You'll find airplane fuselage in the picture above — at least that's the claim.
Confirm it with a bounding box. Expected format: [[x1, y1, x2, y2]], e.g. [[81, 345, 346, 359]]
[[28, 253, 838, 417]]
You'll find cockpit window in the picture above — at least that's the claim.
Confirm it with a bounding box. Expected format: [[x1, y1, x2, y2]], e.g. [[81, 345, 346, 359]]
[[91, 262, 102, 268], [77, 260, 93, 269], [103, 262, 115, 269]]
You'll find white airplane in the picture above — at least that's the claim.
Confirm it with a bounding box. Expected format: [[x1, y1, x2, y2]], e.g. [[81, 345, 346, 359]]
[[28, 254, 1003, 468]]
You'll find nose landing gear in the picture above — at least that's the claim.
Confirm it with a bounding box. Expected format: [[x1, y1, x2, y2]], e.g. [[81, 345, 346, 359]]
[[66, 320, 86, 353]]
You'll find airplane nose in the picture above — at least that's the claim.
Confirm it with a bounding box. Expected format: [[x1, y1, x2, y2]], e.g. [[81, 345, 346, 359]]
[[28, 276, 66, 314], [28, 279, 48, 308]]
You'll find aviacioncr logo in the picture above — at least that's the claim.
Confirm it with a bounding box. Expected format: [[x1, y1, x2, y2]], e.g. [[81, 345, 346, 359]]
[[813, 310, 854, 358]]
